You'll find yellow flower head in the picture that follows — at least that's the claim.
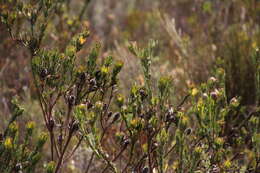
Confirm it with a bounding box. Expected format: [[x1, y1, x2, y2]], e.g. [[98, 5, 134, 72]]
[[9, 122, 18, 133], [101, 66, 109, 75], [194, 146, 202, 154], [172, 161, 179, 170], [217, 68, 225, 76], [191, 88, 199, 96], [223, 159, 232, 169], [26, 121, 36, 130], [67, 19, 73, 26], [181, 115, 188, 127], [66, 45, 76, 55], [130, 118, 138, 127], [77, 65, 85, 73], [116, 94, 124, 107], [60, 53, 65, 59], [95, 101, 103, 111], [142, 143, 148, 153], [252, 41, 257, 49], [215, 137, 224, 146], [79, 36, 86, 45], [4, 137, 13, 149]]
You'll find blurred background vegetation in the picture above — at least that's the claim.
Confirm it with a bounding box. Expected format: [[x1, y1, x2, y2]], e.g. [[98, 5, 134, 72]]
[[0, 0, 259, 172]]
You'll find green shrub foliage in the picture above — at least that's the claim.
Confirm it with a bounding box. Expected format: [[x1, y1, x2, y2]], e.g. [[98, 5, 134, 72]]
[[0, 98, 47, 173], [0, 0, 259, 173]]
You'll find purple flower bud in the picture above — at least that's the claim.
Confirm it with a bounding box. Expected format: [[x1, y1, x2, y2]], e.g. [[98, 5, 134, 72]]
[[122, 138, 130, 148], [139, 89, 148, 100], [68, 95, 75, 106], [57, 135, 63, 145], [185, 128, 192, 135], [14, 163, 22, 171], [40, 68, 48, 79], [89, 78, 96, 86], [69, 120, 79, 133], [142, 167, 149, 173], [112, 112, 120, 123], [79, 72, 86, 81], [48, 118, 55, 131], [86, 101, 93, 109], [210, 89, 219, 100], [107, 111, 113, 118], [103, 103, 108, 111]]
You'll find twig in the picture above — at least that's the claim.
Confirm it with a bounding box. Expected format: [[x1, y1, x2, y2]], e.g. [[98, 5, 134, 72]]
[[64, 135, 84, 162], [177, 94, 190, 110], [147, 136, 153, 173], [85, 152, 94, 173], [101, 146, 127, 173], [78, 0, 91, 21], [122, 142, 135, 172], [134, 146, 157, 171], [163, 143, 176, 158], [54, 132, 73, 173]]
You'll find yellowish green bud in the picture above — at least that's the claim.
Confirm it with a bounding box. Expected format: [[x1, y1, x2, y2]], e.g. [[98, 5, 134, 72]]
[[4, 137, 13, 149], [223, 159, 232, 169]]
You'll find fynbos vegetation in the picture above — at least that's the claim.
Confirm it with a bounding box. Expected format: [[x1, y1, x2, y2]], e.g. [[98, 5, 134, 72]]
[[0, 0, 259, 173]]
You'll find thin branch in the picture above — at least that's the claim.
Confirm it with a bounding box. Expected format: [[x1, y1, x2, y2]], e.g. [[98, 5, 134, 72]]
[[52, 131, 60, 158], [55, 132, 73, 173], [101, 145, 127, 173], [163, 143, 176, 158], [177, 94, 190, 110], [85, 152, 94, 173], [64, 135, 84, 162], [78, 0, 91, 21], [122, 142, 135, 172]]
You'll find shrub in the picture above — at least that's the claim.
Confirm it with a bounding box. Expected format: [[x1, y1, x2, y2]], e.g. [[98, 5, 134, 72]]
[[0, 0, 259, 173]]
